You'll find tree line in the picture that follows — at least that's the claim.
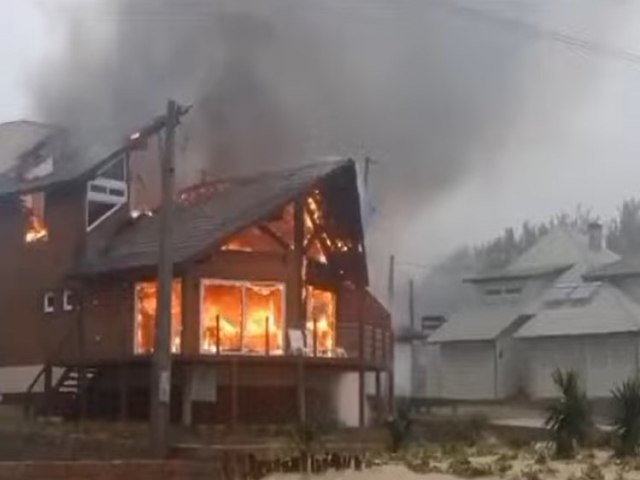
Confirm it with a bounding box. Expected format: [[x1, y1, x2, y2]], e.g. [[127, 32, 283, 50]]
[[442, 198, 640, 272]]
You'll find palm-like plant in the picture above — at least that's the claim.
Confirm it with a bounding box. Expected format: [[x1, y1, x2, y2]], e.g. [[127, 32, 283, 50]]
[[545, 369, 591, 458], [612, 377, 640, 457]]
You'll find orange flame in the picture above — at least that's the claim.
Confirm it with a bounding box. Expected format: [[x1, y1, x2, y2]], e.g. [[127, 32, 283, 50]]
[[201, 282, 284, 355], [25, 213, 48, 243]]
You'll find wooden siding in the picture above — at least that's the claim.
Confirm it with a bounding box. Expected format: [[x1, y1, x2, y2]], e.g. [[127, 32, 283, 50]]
[[0, 183, 86, 366], [74, 251, 391, 367]]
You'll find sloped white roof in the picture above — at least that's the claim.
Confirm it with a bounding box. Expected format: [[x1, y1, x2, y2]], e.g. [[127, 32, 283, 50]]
[[515, 283, 640, 338], [428, 303, 524, 343], [437, 227, 621, 343], [509, 227, 619, 272]]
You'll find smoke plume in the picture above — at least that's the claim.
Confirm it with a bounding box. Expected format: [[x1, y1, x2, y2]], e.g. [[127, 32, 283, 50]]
[[32, 0, 537, 273]]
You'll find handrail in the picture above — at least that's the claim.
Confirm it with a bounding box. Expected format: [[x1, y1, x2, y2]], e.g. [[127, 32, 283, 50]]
[[24, 325, 79, 416]]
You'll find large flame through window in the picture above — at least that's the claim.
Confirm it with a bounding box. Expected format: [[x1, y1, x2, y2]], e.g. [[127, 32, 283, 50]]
[[306, 288, 336, 356], [22, 193, 48, 243], [200, 281, 284, 355], [134, 280, 183, 354]]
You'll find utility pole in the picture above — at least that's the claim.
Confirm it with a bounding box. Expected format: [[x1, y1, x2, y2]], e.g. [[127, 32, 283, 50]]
[[387, 254, 395, 304], [409, 278, 415, 331], [150, 99, 178, 457]]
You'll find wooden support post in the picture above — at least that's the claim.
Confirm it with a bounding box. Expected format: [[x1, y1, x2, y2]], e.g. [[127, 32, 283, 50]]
[[118, 363, 128, 422], [375, 370, 381, 422], [312, 315, 317, 357], [296, 357, 306, 424], [79, 366, 88, 420], [265, 316, 270, 356], [293, 199, 305, 328], [357, 287, 366, 428], [388, 332, 395, 414], [216, 315, 221, 354], [43, 365, 52, 417], [230, 358, 239, 429], [358, 368, 365, 428]]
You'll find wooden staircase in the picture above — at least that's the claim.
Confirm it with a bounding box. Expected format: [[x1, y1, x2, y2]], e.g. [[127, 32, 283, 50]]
[[54, 366, 99, 396], [25, 365, 101, 419]]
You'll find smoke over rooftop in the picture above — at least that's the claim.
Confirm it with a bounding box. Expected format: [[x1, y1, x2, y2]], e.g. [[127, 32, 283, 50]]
[[31, 0, 544, 276]]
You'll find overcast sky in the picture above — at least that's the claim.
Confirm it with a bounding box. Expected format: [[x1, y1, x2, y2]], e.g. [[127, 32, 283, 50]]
[[3, 0, 640, 280]]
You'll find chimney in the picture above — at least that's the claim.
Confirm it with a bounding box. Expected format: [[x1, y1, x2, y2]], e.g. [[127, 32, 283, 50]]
[[587, 222, 603, 252]]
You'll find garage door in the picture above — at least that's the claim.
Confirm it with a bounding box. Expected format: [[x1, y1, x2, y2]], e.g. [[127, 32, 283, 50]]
[[440, 342, 494, 399]]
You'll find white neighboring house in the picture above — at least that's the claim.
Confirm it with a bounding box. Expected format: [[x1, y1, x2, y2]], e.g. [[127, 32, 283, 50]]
[[515, 282, 640, 398], [427, 223, 619, 400]]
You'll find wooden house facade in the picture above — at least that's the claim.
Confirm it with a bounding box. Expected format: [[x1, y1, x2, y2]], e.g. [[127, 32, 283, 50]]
[[0, 117, 393, 426]]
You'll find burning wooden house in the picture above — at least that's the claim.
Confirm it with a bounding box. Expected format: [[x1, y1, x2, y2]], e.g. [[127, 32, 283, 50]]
[[0, 116, 392, 426]]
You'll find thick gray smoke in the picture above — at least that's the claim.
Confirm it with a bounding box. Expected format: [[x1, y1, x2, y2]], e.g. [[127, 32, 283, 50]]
[[34, 1, 526, 204], [33, 0, 540, 285]]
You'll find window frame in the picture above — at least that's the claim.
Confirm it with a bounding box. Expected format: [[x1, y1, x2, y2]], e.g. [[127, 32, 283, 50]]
[[43, 291, 55, 314], [86, 155, 128, 232], [133, 279, 183, 355], [62, 289, 75, 312], [199, 279, 286, 355]]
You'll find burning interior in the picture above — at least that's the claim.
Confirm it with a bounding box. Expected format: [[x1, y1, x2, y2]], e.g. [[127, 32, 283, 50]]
[[134, 280, 183, 354], [200, 280, 285, 354], [306, 288, 337, 355], [22, 192, 48, 243]]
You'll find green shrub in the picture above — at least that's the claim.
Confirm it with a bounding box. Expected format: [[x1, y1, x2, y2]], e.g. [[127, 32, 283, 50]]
[[612, 377, 640, 457], [545, 369, 591, 458], [447, 455, 494, 478], [580, 462, 604, 480], [386, 399, 412, 452]]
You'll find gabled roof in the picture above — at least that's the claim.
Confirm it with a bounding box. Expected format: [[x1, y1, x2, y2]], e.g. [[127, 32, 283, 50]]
[[0, 110, 187, 197], [79, 159, 367, 283], [515, 283, 640, 339], [467, 228, 619, 283], [0, 121, 58, 174], [427, 303, 525, 343]]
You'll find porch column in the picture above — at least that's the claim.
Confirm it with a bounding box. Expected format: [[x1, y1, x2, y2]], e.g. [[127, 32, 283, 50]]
[[230, 358, 239, 429], [296, 357, 306, 424], [181, 367, 193, 427], [286, 199, 305, 339], [358, 369, 365, 427], [388, 331, 395, 414], [43, 365, 52, 417], [375, 370, 381, 422], [118, 363, 128, 421], [357, 287, 366, 428], [181, 272, 200, 356]]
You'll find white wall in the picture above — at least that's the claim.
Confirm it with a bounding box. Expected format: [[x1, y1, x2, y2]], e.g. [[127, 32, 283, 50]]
[[523, 334, 638, 398], [440, 341, 495, 399], [394, 343, 412, 398], [333, 372, 373, 427]]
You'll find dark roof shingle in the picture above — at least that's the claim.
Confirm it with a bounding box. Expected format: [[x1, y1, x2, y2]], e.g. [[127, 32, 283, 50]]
[[80, 159, 362, 276]]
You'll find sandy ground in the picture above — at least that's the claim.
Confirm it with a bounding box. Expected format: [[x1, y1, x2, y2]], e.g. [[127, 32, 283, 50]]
[[265, 448, 640, 480]]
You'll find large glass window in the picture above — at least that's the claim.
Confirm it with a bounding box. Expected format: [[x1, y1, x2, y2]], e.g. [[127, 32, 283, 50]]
[[306, 288, 336, 356], [134, 280, 182, 354], [200, 280, 284, 355]]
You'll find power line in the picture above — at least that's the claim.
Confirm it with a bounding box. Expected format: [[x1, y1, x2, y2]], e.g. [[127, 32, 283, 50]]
[[61, 0, 640, 69], [440, 1, 640, 68]]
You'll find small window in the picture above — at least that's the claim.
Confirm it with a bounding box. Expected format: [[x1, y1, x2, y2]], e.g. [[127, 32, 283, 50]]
[[484, 288, 502, 296], [63, 289, 76, 312], [86, 156, 128, 231], [43, 291, 55, 313], [504, 287, 523, 295]]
